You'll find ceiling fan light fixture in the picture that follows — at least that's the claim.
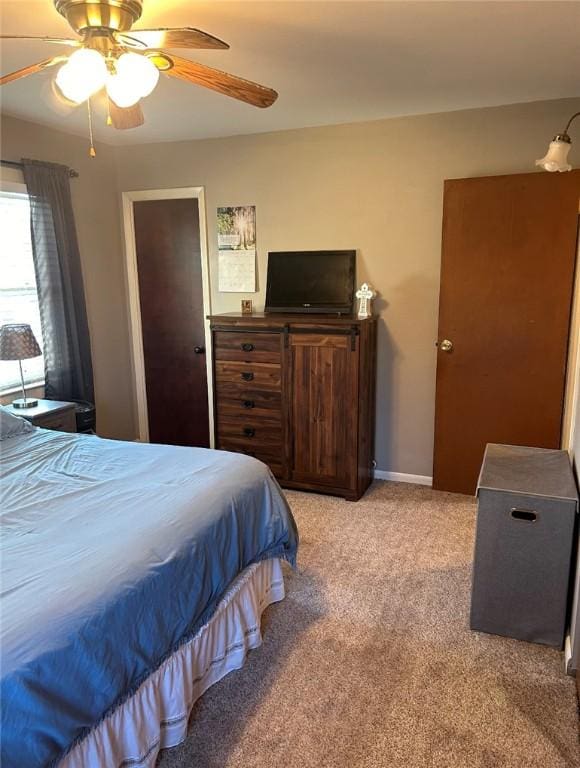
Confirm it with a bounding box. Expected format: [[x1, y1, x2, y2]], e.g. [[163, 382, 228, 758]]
[[116, 51, 159, 97], [1, 3, 278, 133], [105, 52, 159, 107], [55, 47, 107, 103], [105, 72, 141, 108]]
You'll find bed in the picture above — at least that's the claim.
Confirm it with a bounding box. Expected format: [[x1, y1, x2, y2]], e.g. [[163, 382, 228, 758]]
[[0, 408, 298, 768]]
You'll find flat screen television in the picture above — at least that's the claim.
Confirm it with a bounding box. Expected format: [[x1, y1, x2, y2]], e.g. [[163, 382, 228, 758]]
[[265, 250, 355, 314]]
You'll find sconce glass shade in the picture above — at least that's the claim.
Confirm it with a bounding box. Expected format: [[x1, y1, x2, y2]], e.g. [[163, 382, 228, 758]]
[[535, 137, 572, 173]]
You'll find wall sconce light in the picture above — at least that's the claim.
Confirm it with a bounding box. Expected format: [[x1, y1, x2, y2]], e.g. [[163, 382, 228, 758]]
[[536, 112, 579, 172]]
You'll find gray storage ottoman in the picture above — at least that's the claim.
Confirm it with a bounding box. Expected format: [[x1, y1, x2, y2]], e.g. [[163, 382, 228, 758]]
[[470, 443, 578, 648]]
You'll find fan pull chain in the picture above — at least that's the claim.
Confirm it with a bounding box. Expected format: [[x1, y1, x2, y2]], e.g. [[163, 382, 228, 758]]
[[106, 99, 112, 127], [87, 98, 96, 158]]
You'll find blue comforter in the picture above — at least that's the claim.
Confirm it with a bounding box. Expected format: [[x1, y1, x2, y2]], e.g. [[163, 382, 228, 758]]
[[0, 429, 298, 768]]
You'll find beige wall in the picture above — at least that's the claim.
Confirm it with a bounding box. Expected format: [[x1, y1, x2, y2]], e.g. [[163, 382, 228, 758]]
[[0, 115, 134, 440], [113, 97, 580, 475], [3, 98, 579, 470]]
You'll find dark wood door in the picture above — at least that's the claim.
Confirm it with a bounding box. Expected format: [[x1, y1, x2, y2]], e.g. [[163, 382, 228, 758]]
[[289, 332, 358, 489], [133, 198, 209, 447], [433, 171, 580, 495]]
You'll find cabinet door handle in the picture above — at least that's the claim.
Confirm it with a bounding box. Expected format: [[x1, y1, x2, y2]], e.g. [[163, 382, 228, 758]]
[[243, 427, 256, 437], [243, 400, 255, 409], [241, 343, 254, 352], [241, 372, 254, 381]]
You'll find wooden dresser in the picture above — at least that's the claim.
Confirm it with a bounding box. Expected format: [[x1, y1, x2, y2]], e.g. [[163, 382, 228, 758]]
[[210, 313, 377, 500]]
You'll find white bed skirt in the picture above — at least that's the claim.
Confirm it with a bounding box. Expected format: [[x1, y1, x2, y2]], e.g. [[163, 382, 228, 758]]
[[59, 558, 285, 768]]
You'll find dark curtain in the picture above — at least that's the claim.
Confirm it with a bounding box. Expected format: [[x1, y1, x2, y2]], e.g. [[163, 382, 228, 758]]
[[22, 159, 94, 403]]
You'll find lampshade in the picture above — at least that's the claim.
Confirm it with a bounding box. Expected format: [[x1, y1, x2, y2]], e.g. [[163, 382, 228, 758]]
[[536, 135, 573, 173], [0, 324, 42, 361]]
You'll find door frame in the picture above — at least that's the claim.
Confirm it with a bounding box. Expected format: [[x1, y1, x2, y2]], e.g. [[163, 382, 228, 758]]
[[562, 214, 580, 454], [122, 187, 214, 445]]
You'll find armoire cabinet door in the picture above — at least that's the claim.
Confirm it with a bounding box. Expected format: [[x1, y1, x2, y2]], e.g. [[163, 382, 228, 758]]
[[289, 332, 359, 490]]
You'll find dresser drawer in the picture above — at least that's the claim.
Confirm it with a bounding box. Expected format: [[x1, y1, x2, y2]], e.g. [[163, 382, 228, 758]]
[[217, 417, 281, 446], [36, 409, 76, 433], [217, 393, 282, 422], [214, 331, 281, 364], [214, 385, 282, 408], [215, 361, 281, 391]]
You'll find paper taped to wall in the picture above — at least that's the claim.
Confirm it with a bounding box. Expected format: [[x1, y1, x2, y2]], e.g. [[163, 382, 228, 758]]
[[217, 206, 256, 293], [218, 250, 256, 292]]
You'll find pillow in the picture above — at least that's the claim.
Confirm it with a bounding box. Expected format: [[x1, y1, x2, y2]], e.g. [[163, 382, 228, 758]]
[[0, 406, 35, 440]]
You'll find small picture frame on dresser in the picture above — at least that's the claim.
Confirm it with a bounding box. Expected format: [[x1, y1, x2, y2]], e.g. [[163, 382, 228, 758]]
[[241, 299, 253, 315]]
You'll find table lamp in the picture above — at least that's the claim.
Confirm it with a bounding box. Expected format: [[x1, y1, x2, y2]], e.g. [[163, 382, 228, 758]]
[[0, 324, 42, 409]]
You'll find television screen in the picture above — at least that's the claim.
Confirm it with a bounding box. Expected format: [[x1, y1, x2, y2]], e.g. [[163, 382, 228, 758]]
[[265, 250, 355, 314]]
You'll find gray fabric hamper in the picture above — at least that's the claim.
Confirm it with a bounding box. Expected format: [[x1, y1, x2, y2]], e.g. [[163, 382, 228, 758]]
[[470, 443, 578, 648]]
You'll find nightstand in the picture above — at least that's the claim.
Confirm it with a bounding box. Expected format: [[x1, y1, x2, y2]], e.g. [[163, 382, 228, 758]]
[[4, 399, 77, 433]]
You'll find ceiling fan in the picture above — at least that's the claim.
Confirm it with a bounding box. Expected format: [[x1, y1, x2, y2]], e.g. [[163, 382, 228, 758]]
[[0, 0, 278, 134]]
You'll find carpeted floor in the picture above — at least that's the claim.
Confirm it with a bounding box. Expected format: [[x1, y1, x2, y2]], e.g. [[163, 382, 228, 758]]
[[158, 481, 579, 768]]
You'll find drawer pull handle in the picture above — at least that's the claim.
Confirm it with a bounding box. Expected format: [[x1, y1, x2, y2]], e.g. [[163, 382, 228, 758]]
[[241, 372, 254, 381], [241, 343, 254, 352], [243, 400, 255, 409], [243, 427, 256, 437], [510, 508, 537, 523]]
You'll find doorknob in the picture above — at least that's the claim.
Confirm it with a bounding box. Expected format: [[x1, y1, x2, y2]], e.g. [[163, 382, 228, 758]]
[[194, 346, 205, 354], [439, 339, 454, 352]]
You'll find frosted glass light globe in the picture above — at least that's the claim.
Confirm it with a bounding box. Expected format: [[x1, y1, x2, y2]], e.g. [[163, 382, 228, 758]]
[[56, 49, 108, 104], [106, 53, 160, 108], [106, 73, 142, 108], [116, 52, 160, 97]]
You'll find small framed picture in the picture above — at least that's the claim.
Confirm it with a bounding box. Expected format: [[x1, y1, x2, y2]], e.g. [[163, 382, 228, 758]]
[[241, 299, 253, 315]]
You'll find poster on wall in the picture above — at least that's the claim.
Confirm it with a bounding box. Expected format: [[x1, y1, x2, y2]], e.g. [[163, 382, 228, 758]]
[[217, 205, 256, 292]]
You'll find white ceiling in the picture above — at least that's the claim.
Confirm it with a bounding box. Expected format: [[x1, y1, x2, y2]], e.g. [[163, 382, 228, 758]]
[[1, 1, 579, 145]]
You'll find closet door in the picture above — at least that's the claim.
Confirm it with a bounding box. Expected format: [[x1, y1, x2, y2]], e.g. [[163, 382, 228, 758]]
[[289, 331, 358, 490], [433, 170, 580, 494]]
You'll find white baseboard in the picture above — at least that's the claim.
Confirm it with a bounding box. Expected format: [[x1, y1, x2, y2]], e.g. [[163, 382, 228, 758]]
[[374, 470, 433, 487]]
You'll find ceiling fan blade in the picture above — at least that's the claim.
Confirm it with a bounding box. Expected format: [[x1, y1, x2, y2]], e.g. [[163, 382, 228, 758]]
[[0, 35, 80, 47], [164, 55, 278, 108], [0, 57, 64, 86], [116, 28, 228, 50], [108, 99, 145, 130]]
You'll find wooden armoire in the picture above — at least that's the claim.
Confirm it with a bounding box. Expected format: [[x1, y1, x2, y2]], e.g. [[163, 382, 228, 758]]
[[210, 313, 377, 500]]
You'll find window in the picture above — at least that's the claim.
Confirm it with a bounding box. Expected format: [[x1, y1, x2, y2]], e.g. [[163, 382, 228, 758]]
[[0, 187, 45, 392]]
